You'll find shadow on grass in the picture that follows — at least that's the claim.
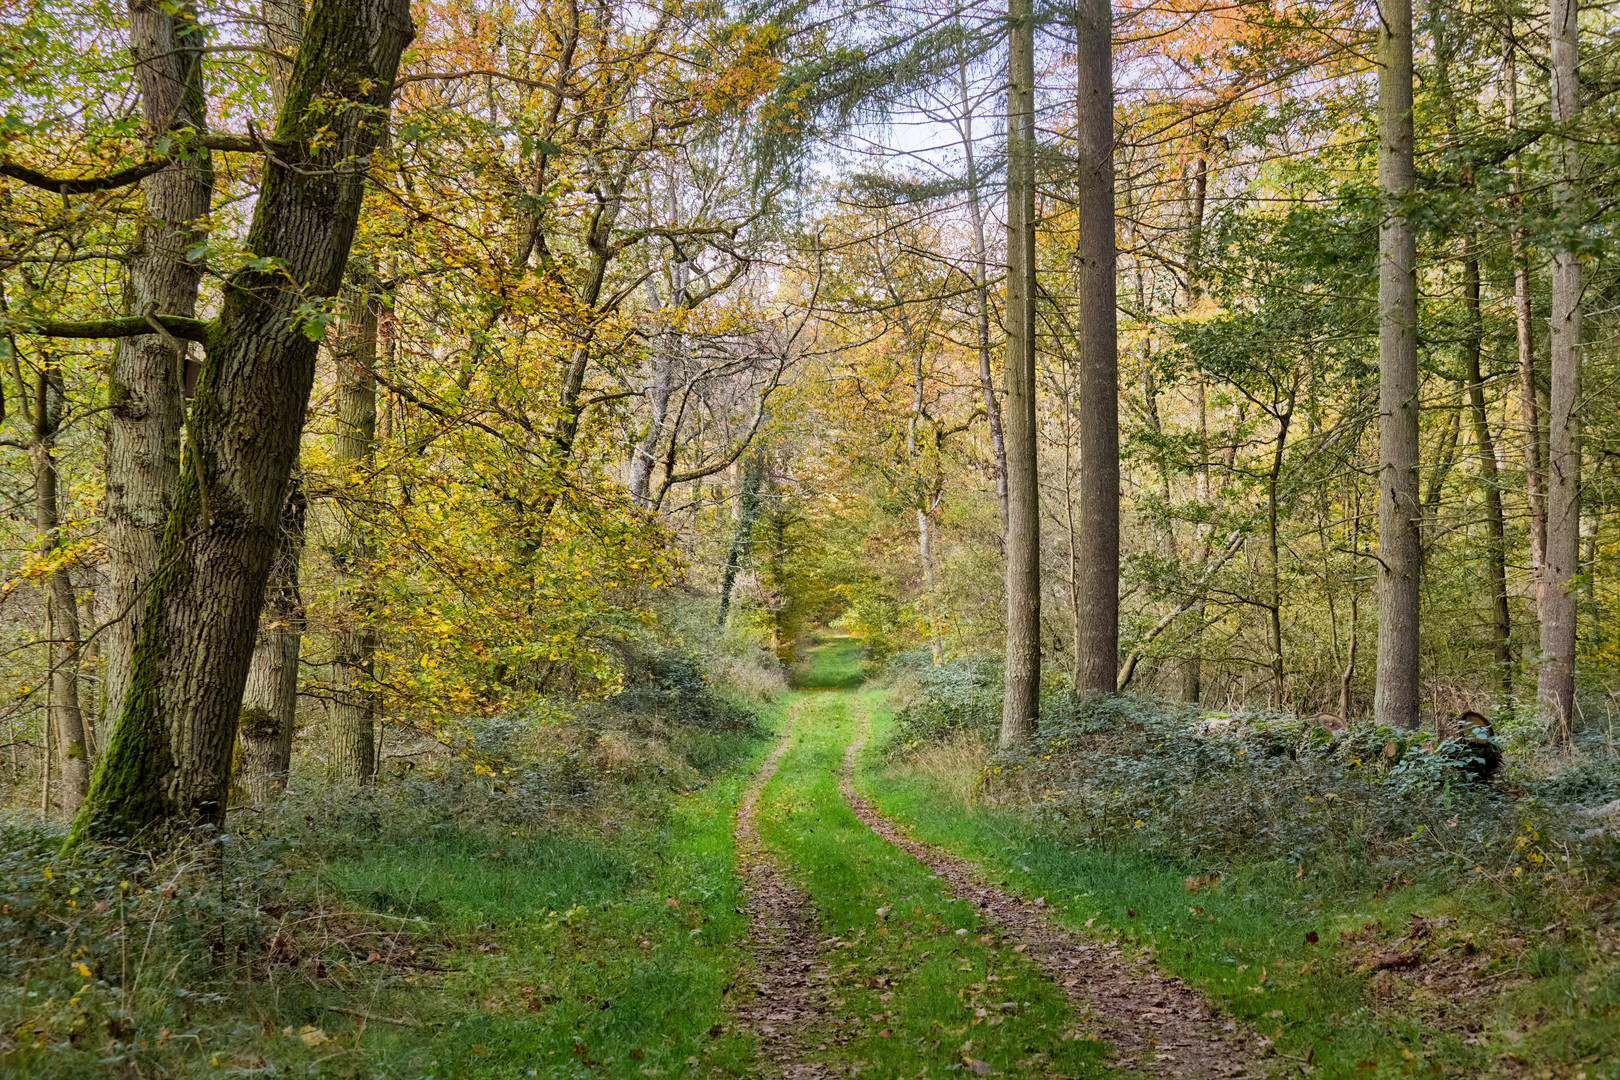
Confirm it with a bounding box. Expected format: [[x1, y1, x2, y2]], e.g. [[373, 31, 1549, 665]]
[[791, 635, 867, 690]]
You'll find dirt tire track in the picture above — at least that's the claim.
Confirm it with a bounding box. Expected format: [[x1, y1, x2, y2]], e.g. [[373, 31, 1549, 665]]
[[733, 701, 843, 1079], [838, 704, 1270, 1079]]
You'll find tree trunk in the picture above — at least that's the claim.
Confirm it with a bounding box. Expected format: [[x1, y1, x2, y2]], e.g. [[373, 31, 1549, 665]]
[[1178, 146, 1210, 705], [999, 0, 1040, 747], [70, 0, 414, 843], [956, 53, 1008, 532], [1074, 0, 1119, 694], [30, 361, 89, 811], [918, 504, 943, 665], [238, 476, 306, 803], [630, 254, 685, 507], [718, 451, 767, 627], [104, 0, 213, 725], [1266, 393, 1296, 709], [1540, 0, 1582, 741], [237, 0, 309, 804], [1462, 250, 1513, 693], [331, 285, 380, 781], [1374, 0, 1421, 731], [1504, 37, 1547, 598]]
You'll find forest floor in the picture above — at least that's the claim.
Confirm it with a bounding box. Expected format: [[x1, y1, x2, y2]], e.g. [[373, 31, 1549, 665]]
[[6, 639, 1616, 1078]]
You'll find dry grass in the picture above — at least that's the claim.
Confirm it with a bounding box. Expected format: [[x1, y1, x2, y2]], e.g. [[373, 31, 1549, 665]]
[[886, 729, 989, 809]]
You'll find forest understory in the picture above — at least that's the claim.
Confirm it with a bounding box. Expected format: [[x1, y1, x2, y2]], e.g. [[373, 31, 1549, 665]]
[[5, 636, 1618, 1079]]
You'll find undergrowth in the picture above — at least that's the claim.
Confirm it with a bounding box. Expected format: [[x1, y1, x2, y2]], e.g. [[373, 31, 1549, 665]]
[[1, 619, 783, 1077], [872, 656, 1620, 1077]]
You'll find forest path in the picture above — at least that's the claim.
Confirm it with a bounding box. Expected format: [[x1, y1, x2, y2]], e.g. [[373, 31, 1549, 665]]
[[733, 695, 846, 1079], [837, 692, 1265, 1079], [728, 636, 1268, 1078]]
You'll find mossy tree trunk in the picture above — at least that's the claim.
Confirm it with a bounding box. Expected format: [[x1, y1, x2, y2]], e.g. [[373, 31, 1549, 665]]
[[104, 0, 213, 725], [236, 0, 308, 805], [68, 0, 415, 843]]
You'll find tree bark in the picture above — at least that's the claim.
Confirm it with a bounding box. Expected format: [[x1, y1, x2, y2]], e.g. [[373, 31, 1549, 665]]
[[1374, 0, 1421, 731], [104, 0, 213, 726], [237, 0, 308, 805], [1504, 39, 1547, 596], [29, 360, 90, 811], [998, 0, 1040, 747], [1178, 145, 1210, 704], [331, 285, 380, 781], [238, 477, 306, 803], [1074, 0, 1119, 694], [1462, 249, 1513, 693], [1540, 0, 1582, 741], [956, 51, 1008, 532], [70, 0, 415, 843]]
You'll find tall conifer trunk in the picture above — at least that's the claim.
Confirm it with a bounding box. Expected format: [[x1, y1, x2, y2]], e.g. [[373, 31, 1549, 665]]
[[1374, 0, 1422, 731], [999, 0, 1041, 746], [1540, 0, 1583, 740], [1074, 0, 1119, 693]]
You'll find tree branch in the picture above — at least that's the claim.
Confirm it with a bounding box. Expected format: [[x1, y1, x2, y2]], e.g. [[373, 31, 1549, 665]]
[[1, 136, 276, 195], [10, 315, 212, 345]]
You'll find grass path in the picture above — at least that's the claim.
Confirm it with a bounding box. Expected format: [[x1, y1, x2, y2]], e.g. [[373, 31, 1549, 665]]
[[729, 637, 1260, 1079], [732, 696, 842, 1078], [838, 694, 1261, 1079]]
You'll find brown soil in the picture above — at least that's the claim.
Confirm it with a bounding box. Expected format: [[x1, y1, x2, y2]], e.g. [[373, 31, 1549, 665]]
[[732, 701, 845, 1079], [838, 703, 1271, 1080]]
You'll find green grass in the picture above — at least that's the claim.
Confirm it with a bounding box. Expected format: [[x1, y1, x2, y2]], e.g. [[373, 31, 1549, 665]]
[[324, 730, 779, 1079], [792, 635, 867, 690], [857, 690, 1620, 1079], [754, 686, 1116, 1078]]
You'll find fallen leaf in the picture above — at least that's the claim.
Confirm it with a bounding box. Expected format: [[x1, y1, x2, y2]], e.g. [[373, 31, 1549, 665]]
[[298, 1027, 328, 1047], [1305, 931, 1319, 944], [967, 1059, 994, 1074]]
